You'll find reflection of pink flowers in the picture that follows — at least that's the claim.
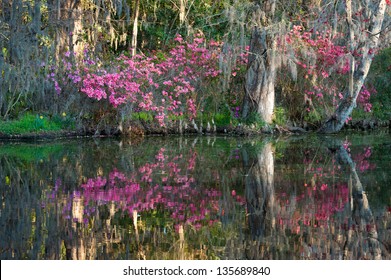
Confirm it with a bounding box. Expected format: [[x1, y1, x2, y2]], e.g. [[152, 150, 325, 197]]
[[62, 148, 221, 230], [343, 140, 351, 152], [276, 183, 349, 232], [353, 146, 376, 173], [280, 144, 375, 235]]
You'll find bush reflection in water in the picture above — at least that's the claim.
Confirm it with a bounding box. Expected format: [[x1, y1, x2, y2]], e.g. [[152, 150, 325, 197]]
[[0, 135, 390, 259]]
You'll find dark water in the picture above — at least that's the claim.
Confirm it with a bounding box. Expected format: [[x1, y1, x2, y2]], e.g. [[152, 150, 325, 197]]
[[1, 132, 390, 260]]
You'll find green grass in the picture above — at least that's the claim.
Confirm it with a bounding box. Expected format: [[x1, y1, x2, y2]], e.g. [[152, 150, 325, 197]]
[[0, 113, 74, 135], [243, 111, 266, 128], [213, 112, 232, 126]]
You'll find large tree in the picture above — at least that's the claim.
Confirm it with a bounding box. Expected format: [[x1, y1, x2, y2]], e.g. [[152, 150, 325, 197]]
[[242, 0, 389, 131], [242, 0, 278, 124]]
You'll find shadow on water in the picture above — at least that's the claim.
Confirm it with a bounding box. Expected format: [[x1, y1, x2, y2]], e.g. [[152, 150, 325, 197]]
[[0, 133, 390, 259]]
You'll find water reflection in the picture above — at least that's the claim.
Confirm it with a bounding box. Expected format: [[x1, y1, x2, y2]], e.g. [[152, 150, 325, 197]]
[[333, 141, 381, 259], [0, 134, 390, 259]]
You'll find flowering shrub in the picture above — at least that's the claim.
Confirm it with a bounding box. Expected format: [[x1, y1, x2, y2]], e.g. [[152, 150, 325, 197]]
[[285, 25, 376, 120], [74, 34, 222, 126], [48, 48, 99, 96], [49, 34, 251, 128]]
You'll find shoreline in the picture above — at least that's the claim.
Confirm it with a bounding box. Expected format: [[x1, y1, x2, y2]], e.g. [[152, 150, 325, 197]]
[[0, 118, 389, 142]]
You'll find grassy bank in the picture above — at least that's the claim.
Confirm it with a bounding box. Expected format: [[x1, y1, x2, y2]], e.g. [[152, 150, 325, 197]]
[[1, 110, 389, 141], [0, 113, 76, 138]]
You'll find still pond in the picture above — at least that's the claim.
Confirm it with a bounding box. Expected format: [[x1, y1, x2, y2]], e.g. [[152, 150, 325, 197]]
[[1, 132, 390, 259]]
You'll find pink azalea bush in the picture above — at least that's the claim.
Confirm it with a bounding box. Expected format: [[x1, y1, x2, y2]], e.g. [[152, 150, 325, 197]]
[[50, 48, 99, 96], [285, 25, 376, 119], [50, 34, 251, 127], [74, 34, 222, 126]]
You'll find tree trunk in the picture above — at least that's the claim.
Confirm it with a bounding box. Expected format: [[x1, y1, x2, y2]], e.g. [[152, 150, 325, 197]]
[[318, 0, 388, 133], [242, 2, 277, 124], [179, 0, 186, 27], [47, 0, 84, 59], [131, 0, 140, 57]]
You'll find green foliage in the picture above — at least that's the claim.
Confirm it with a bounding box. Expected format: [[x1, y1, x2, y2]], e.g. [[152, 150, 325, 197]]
[[371, 102, 391, 120], [303, 110, 322, 125], [131, 111, 154, 122], [0, 143, 65, 162], [52, 114, 75, 129], [243, 111, 266, 128], [367, 47, 391, 120], [273, 106, 287, 126], [0, 113, 74, 135], [214, 112, 231, 126], [351, 107, 368, 120], [168, 114, 185, 121], [210, 104, 240, 127]]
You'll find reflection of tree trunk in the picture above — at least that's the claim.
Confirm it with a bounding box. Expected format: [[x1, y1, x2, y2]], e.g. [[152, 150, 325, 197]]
[[335, 145, 382, 260], [242, 142, 275, 239]]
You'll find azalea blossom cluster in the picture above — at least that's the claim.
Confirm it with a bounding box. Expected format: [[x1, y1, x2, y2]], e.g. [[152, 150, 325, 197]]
[[47, 48, 98, 96], [76, 34, 222, 126], [49, 34, 251, 126], [286, 25, 375, 115]]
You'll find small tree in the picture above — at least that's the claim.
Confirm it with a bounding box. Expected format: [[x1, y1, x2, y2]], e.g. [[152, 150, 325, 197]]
[[319, 0, 389, 133]]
